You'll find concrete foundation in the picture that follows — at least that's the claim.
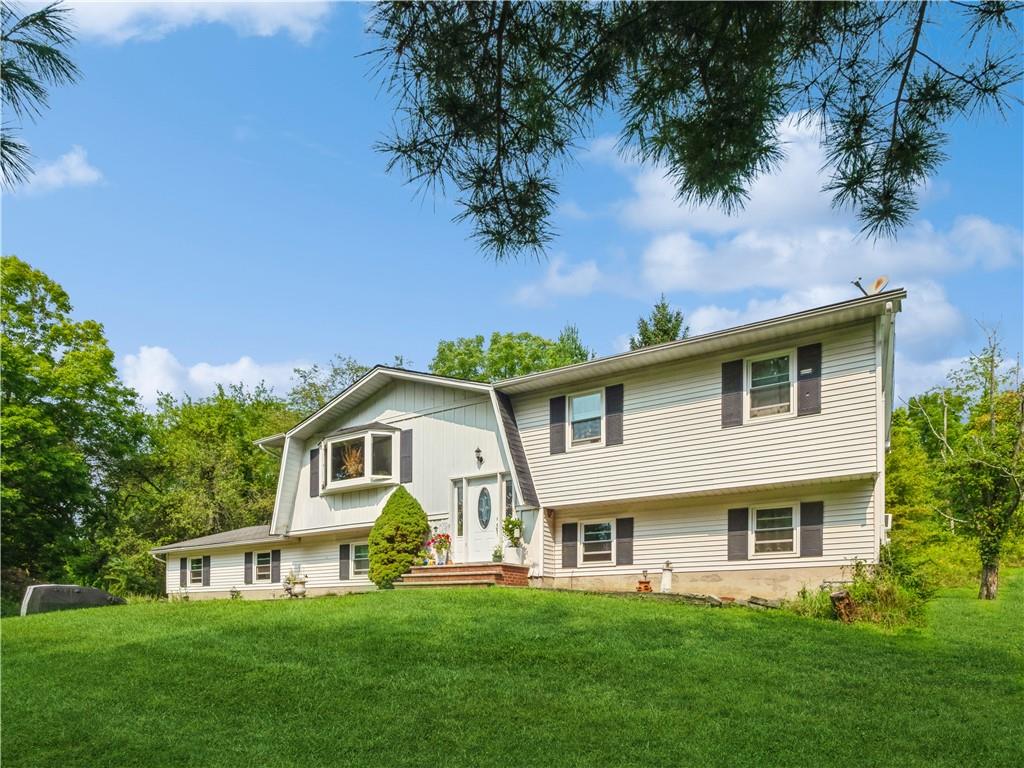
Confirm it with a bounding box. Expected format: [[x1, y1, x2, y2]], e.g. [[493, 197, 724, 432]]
[[532, 565, 849, 600]]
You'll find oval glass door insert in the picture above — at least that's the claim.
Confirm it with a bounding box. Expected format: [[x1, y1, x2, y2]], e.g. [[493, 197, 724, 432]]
[[478, 487, 492, 529]]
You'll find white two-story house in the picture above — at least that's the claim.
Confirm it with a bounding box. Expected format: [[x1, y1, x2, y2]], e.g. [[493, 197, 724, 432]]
[[152, 290, 904, 599]]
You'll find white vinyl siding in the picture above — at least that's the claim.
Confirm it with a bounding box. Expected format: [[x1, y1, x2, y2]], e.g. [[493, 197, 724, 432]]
[[514, 322, 878, 508], [287, 380, 509, 535], [550, 478, 878, 577]]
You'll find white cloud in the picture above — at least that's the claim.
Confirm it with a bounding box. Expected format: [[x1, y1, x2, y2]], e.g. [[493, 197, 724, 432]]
[[69, 1, 332, 44], [893, 353, 965, 404], [121, 345, 307, 407], [23, 145, 102, 194], [639, 217, 1020, 295], [513, 256, 604, 307]]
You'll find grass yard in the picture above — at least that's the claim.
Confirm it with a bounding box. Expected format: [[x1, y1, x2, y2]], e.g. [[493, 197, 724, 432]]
[[2, 574, 1022, 768]]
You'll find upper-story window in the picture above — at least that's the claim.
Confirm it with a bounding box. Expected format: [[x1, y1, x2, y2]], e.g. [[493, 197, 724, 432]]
[[569, 391, 603, 445], [747, 351, 794, 419], [323, 430, 396, 491]]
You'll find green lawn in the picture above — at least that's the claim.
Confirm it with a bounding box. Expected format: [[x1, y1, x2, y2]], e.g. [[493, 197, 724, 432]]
[[2, 575, 1022, 768]]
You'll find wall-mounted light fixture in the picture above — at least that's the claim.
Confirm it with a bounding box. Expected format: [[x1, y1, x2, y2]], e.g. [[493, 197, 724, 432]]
[[474, 447, 483, 466]]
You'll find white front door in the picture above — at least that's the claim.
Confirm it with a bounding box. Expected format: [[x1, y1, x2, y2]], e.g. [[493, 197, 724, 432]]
[[466, 476, 498, 562]]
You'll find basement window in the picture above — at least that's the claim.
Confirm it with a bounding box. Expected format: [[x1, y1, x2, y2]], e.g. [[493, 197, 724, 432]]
[[255, 551, 272, 582], [752, 506, 796, 555], [353, 544, 370, 576], [580, 521, 613, 565]]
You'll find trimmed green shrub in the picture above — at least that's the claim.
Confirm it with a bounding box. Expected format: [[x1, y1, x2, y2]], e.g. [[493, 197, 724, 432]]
[[368, 487, 430, 588]]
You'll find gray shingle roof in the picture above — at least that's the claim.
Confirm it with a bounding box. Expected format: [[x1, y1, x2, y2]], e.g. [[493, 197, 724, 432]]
[[150, 525, 289, 554]]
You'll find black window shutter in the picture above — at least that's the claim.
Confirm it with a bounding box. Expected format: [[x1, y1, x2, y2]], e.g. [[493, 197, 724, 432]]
[[800, 501, 824, 557], [615, 517, 634, 565], [309, 447, 320, 497], [549, 396, 566, 454], [179, 557, 187, 588], [244, 551, 253, 585], [400, 429, 413, 483], [605, 384, 624, 446], [271, 549, 281, 582], [339, 544, 351, 580], [727, 507, 749, 560], [797, 343, 822, 416], [721, 360, 744, 427], [201, 555, 211, 586], [561, 522, 578, 568]]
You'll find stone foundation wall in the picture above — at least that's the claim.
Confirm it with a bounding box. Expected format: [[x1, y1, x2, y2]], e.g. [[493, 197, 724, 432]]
[[530, 565, 848, 600]]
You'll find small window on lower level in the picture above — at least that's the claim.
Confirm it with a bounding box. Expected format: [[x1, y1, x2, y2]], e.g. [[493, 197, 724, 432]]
[[581, 522, 613, 564], [753, 507, 795, 554], [353, 544, 370, 575], [255, 551, 272, 581], [504, 476, 514, 519], [189, 557, 203, 585]]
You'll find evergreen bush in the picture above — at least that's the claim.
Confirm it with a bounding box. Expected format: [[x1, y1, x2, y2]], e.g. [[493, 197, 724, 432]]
[[368, 487, 430, 588]]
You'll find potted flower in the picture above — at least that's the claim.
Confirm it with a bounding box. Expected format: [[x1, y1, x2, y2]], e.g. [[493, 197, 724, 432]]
[[428, 533, 451, 565], [501, 517, 525, 564], [283, 569, 307, 598]]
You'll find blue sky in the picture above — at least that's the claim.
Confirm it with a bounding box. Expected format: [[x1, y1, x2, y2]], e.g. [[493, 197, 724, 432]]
[[4, 2, 1022, 407]]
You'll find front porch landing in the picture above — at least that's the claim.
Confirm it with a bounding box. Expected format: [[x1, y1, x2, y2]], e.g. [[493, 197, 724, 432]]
[[395, 562, 530, 589]]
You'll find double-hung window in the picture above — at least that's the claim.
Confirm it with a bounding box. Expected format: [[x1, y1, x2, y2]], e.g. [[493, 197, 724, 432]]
[[254, 551, 272, 582], [323, 429, 396, 491], [189, 557, 203, 585], [748, 352, 794, 419], [752, 506, 796, 555], [569, 391, 603, 445], [580, 521, 613, 564], [353, 544, 370, 576]]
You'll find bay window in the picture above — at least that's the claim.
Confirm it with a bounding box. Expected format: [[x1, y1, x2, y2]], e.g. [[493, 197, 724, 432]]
[[322, 429, 397, 492]]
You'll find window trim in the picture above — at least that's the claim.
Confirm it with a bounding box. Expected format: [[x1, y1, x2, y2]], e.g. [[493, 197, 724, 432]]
[[321, 429, 399, 493], [189, 557, 203, 585], [748, 503, 800, 559], [352, 542, 371, 576], [578, 519, 615, 567], [744, 349, 797, 424], [566, 389, 604, 450], [254, 550, 273, 582]]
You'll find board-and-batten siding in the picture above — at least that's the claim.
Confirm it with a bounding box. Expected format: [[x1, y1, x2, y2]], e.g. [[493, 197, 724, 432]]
[[513, 322, 878, 507], [551, 479, 877, 577], [285, 380, 509, 534]]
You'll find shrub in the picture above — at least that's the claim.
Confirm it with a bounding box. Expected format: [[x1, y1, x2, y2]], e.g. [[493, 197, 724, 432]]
[[784, 545, 930, 629], [368, 487, 430, 588]]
